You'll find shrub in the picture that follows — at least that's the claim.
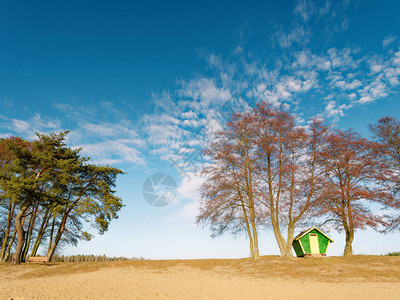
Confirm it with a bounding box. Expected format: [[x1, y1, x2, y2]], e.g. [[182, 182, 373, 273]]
[[385, 252, 400, 256]]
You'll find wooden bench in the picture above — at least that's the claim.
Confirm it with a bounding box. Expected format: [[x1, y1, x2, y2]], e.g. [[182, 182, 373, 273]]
[[27, 256, 48, 264]]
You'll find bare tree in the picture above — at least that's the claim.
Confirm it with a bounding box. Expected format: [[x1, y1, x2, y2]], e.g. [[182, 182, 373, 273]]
[[317, 129, 395, 255], [197, 112, 264, 259], [254, 103, 327, 257], [370, 116, 400, 229]]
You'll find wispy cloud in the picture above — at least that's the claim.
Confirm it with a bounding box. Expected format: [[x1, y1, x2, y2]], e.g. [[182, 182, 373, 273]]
[[0, 97, 13, 108], [0, 103, 146, 168], [139, 71, 248, 175], [277, 26, 310, 48], [77, 139, 145, 166], [383, 36, 397, 48], [1, 114, 61, 139], [294, 0, 317, 22], [58, 103, 147, 167]]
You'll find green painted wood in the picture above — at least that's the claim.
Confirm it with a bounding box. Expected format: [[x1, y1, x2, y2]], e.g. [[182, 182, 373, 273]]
[[317, 232, 330, 254], [300, 234, 311, 253], [292, 240, 304, 257]]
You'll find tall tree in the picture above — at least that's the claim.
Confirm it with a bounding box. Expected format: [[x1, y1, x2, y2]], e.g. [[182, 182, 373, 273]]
[[46, 163, 124, 261], [0, 136, 39, 265], [197, 112, 264, 259], [254, 103, 327, 257], [317, 129, 395, 255], [370, 116, 400, 229]]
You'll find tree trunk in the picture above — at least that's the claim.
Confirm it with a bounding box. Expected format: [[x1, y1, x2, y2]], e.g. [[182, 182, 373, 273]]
[[284, 226, 295, 258], [30, 208, 51, 257], [47, 214, 56, 255], [0, 203, 15, 260], [21, 204, 39, 262], [241, 203, 255, 259], [246, 223, 255, 259], [246, 192, 259, 259], [250, 218, 260, 259], [344, 229, 354, 256], [2, 230, 16, 262], [13, 205, 29, 265], [271, 221, 290, 257], [47, 229, 62, 262], [47, 210, 70, 262]]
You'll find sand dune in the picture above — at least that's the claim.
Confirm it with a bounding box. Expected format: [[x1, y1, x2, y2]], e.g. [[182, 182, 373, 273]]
[[1, 256, 399, 299]]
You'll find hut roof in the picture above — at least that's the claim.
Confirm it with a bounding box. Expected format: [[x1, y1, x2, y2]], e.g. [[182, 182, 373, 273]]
[[293, 226, 334, 242]]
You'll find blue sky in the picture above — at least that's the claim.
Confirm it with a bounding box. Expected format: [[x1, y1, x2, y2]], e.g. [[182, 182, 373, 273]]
[[1, 0, 400, 258]]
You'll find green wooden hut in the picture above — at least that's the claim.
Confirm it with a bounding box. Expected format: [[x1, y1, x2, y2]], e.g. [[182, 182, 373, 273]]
[[292, 227, 334, 257]]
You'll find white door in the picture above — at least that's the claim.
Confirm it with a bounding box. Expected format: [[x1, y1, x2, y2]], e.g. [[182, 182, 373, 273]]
[[309, 234, 320, 254]]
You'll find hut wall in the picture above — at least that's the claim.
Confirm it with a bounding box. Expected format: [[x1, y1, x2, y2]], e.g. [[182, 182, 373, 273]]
[[309, 228, 330, 253], [292, 240, 304, 257], [300, 234, 311, 253], [317, 234, 330, 254]]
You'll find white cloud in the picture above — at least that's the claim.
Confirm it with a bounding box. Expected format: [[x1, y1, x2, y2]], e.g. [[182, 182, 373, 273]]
[[233, 46, 243, 55], [181, 111, 198, 119], [168, 173, 205, 223], [327, 48, 360, 70], [287, 77, 303, 92], [11, 119, 30, 133], [81, 121, 139, 140], [325, 101, 340, 117], [277, 26, 309, 48], [206, 53, 223, 69], [276, 83, 291, 100], [348, 93, 357, 100], [393, 49, 400, 66], [78, 139, 145, 166], [2, 114, 61, 139], [370, 63, 385, 73], [0, 98, 13, 108], [383, 36, 397, 48], [294, 0, 316, 21], [357, 76, 389, 104], [177, 174, 204, 202], [180, 78, 232, 107], [358, 96, 373, 104], [256, 83, 267, 93], [67, 113, 146, 167], [1, 104, 147, 167], [335, 79, 362, 90], [324, 101, 352, 120]]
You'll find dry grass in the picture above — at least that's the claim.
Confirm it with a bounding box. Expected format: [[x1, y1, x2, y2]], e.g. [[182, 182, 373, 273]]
[[2, 256, 400, 299], [1, 255, 400, 282]]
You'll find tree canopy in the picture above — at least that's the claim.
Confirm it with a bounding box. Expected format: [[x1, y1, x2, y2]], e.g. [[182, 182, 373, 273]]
[[0, 131, 124, 264]]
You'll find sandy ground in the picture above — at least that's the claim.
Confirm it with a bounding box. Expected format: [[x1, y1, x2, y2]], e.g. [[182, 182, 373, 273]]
[[1, 256, 400, 299]]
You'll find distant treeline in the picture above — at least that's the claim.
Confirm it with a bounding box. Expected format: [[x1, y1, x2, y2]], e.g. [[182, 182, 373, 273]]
[[50, 254, 146, 263]]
